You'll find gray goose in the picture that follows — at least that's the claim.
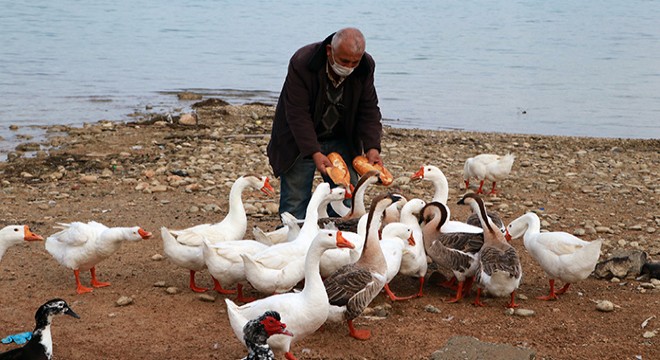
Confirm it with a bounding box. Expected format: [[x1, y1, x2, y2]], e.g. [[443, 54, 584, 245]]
[[458, 193, 522, 308], [324, 193, 402, 340], [419, 202, 482, 303]]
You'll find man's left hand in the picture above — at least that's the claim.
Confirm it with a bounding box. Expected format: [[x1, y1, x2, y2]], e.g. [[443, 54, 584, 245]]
[[365, 148, 383, 166]]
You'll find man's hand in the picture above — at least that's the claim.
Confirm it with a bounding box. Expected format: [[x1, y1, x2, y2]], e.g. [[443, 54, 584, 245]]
[[365, 148, 383, 166], [312, 152, 333, 176]]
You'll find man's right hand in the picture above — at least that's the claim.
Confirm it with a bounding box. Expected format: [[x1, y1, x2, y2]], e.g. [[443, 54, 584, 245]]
[[312, 152, 333, 176]]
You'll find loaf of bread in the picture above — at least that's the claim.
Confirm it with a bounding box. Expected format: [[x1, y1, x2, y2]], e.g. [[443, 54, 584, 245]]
[[326, 152, 351, 188], [352, 155, 393, 186]]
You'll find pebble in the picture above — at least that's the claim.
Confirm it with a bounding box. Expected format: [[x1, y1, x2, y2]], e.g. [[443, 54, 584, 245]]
[[116, 296, 133, 306], [516, 294, 528, 300], [424, 304, 442, 314], [153, 281, 167, 287], [651, 279, 660, 286], [151, 254, 164, 261], [639, 283, 655, 289], [596, 300, 615, 312], [166, 287, 180, 294], [198, 294, 216, 302], [80, 175, 98, 183], [642, 331, 657, 339], [573, 228, 586, 236], [513, 309, 535, 317]]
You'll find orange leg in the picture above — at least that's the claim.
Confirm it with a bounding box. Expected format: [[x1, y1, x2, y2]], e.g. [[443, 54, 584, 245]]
[[476, 180, 485, 194], [234, 283, 255, 303], [189, 270, 208, 293], [74, 269, 93, 294], [555, 283, 571, 295], [438, 276, 458, 290], [212, 277, 236, 295], [383, 283, 416, 301], [462, 276, 475, 297], [464, 179, 470, 189], [447, 281, 464, 303], [285, 352, 298, 360], [90, 267, 111, 288], [473, 288, 486, 307], [347, 319, 371, 340], [416, 276, 425, 298], [537, 279, 559, 301], [506, 291, 519, 308], [488, 181, 498, 195]]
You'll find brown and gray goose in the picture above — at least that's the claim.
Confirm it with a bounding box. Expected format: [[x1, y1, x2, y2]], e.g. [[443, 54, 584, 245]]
[[419, 202, 482, 303], [324, 193, 402, 340], [458, 193, 522, 308]]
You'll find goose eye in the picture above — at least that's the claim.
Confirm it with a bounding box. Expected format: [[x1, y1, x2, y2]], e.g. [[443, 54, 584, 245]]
[[14, 228, 19, 232]]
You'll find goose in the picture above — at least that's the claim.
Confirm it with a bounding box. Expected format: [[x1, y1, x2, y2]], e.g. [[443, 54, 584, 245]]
[[45, 221, 152, 294], [202, 238, 270, 303], [379, 222, 416, 301], [0, 225, 43, 263], [0, 299, 79, 360], [459, 193, 522, 308], [463, 153, 514, 195], [324, 193, 402, 340], [227, 229, 354, 360], [318, 170, 381, 232], [419, 202, 482, 303], [252, 212, 300, 246], [506, 212, 602, 300], [396, 198, 428, 299], [241, 311, 293, 360], [162, 175, 274, 293], [318, 215, 368, 278], [410, 165, 482, 234]]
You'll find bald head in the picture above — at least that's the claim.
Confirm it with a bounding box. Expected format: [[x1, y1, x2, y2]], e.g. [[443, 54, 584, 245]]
[[330, 27, 366, 55]]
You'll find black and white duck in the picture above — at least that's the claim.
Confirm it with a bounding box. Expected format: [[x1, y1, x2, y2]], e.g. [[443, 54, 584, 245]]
[[241, 311, 292, 360], [0, 299, 79, 360]]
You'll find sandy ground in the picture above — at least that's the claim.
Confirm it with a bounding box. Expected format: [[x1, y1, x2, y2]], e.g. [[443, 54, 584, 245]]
[[0, 101, 658, 359]]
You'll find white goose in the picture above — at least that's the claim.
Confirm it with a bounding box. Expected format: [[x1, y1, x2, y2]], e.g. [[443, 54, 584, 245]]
[[226, 229, 354, 360], [0, 225, 43, 262], [324, 193, 401, 340], [242, 183, 345, 294], [397, 198, 428, 299], [463, 153, 515, 195], [506, 212, 602, 300], [459, 193, 522, 308], [379, 222, 416, 301], [161, 174, 274, 293], [45, 221, 152, 294]]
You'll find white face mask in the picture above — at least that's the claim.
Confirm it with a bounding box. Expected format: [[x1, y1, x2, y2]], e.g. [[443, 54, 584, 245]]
[[330, 50, 355, 77]]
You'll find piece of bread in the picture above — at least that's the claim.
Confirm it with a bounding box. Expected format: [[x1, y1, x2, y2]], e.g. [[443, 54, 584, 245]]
[[352, 155, 393, 186], [326, 152, 351, 188]]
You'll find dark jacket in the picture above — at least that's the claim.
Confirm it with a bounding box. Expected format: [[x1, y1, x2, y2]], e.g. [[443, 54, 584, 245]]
[[267, 33, 382, 177]]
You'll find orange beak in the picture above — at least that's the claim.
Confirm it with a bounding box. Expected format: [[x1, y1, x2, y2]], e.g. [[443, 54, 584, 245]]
[[407, 234, 416, 246], [23, 226, 44, 241], [261, 177, 276, 196], [411, 167, 424, 180], [138, 228, 153, 239], [504, 228, 512, 242], [344, 186, 353, 199], [335, 231, 355, 249]]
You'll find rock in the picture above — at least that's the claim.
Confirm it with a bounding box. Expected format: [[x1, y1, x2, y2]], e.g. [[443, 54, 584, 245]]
[[198, 294, 216, 302], [165, 287, 180, 294], [80, 175, 98, 183], [153, 281, 167, 287], [424, 304, 442, 314], [150, 185, 168, 192], [177, 92, 203, 100], [514, 309, 535, 317], [151, 254, 164, 261], [573, 228, 586, 236], [595, 250, 647, 279], [639, 283, 655, 289], [179, 113, 198, 125], [596, 300, 615, 312], [430, 336, 536, 360], [116, 296, 133, 306], [642, 331, 656, 339]]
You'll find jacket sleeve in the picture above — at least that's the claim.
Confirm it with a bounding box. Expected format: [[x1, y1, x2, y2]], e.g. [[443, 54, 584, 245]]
[[282, 53, 321, 158], [355, 55, 382, 153]]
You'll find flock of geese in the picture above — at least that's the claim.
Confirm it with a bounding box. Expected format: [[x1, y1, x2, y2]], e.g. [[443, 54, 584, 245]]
[[0, 153, 606, 360]]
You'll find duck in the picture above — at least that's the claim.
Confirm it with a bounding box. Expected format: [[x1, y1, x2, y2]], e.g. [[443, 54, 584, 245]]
[[0, 298, 80, 360], [318, 216, 368, 278], [506, 212, 602, 300], [45, 221, 152, 294], [241, 311, 293, 360], [459, 193, 522, 308], [419, 202, 481, 303], [396, 198, 428, 299], [463, 153, 515, 195], [324, 193, 402, 340], [227, 229, 354, 360], [252, 212, 301, 246], [379, 222, 416, 301], [162, 175, 274, 293], [0, 225, 43, 263], [202, 238, 270, 302]]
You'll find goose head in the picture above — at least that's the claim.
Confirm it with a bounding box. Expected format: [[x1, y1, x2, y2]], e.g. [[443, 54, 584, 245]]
[[35, 298, 80, 328], [505, 213, 534, 241], [1, 225, 44, 246], [123, 227, 152, 241], [316, 229, 355, 250], [243, 174, 276, 197]]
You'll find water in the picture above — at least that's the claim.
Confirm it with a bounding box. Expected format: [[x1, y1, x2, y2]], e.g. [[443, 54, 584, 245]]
[[1, 0, 659, 158]]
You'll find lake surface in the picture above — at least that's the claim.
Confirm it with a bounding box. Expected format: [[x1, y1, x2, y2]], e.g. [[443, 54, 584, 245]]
[[1, 0, 659, 157]]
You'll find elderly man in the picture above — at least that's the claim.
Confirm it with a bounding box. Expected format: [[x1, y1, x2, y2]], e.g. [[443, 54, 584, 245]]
[[267, 27, 384, 219]]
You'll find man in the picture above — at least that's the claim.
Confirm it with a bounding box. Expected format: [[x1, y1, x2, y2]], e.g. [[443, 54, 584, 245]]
[[267, 27, 384, 220]]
